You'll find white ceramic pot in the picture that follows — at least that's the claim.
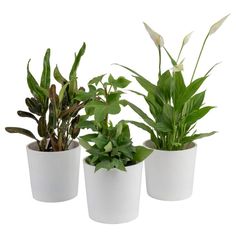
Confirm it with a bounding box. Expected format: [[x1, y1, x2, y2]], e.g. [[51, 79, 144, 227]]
[[144, 140, 197, 201], [84, 160, 143, 224], [26, 141, 80, 202]]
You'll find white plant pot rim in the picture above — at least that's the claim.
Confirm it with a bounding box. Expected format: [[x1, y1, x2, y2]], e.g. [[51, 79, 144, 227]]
[[27, 140, 80, 154], [143, 140, 197, 153]]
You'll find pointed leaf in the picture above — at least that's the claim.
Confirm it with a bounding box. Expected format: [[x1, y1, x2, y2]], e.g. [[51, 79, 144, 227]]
[[69, 42, 86, 80], [40, 48, 51, 89], [133, 146, 153, 163]]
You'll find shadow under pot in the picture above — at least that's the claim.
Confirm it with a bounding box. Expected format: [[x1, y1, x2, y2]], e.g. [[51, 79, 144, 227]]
[[144, 140, 197, 201], [83, 160, 143, 224], [26, 141, 81, 202]]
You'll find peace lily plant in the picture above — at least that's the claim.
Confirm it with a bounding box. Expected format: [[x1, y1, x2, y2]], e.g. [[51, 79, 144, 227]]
[[5, 43, 91, 202], [78, 74, 153, 223], [118, 15, 228, 200]]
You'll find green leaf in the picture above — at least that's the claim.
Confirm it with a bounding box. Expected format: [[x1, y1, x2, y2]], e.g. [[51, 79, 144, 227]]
[[5, 127, 38, 140], [38, 117, 47, 137], [116, 76, 131, 88], [125, 120, 159, 148], [182, 131, 217, 144], [173, 71, 186, 105], [79, 138, 92, 150], [17, 111, 38, 123], [59, 82, 69, 103], [124, 100, 167, 132], [92, 134, 109, 149], [175, 76, 207, 110], [25, 98, 43, 116], [111, 158, 126, 171], [40, 49, 51, 89], [157, 70, 173, 102], [134, 75, 157, 95], [69, 42, 86, 80], [107, 102, 121, 114], [107, 92, 121, 104], [185, 106, 215, 124], [54, 65, 67, 84], [133, 146, 153, 163], [95, 160, 112, 172], [80, 133, 98, 141], [27, 60, 45, 103], [89, 74, 106, 85], [104, 141, 112, 152]]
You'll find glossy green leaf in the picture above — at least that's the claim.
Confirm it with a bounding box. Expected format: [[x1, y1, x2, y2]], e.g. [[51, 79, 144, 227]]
[[54, 65, 67, 84], [186, 106, 215, 124], [69, 42, 86, 80], [40, 49, 51, 89], [17, 111, 38, 122], [133, 146, 153, 163], [5, 127, 38, 140]]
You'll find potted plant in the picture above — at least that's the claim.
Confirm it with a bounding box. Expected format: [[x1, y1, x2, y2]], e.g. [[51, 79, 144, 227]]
[[117, 15, 228, 200], [5, 43, 89, 202], [78, 74, 153, 223]]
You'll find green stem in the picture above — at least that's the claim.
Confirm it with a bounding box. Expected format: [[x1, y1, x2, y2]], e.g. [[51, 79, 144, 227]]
[[177, 43, 184, 63], [190, 33, 209, 82], [158, 46, 162, 78]]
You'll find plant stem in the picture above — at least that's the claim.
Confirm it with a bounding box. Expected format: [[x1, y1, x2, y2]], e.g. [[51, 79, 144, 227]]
[[190, 33, 209, 82], [158, 46, 162, 78], [177, 43, 184, 63]]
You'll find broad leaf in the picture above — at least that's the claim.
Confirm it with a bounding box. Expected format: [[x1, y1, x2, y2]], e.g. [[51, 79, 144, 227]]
[[133, 146, 153, 163], [17, 111, 38, 122]]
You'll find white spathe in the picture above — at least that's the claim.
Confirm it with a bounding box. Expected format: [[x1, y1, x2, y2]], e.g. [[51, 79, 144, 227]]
[[27, 141, 80, 202], [144, 141, 197, 201], [84, 160, 143, 224]]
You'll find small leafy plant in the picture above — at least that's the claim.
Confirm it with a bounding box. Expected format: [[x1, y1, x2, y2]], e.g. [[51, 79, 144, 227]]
[[118, 15, 228, 150], [6, 43, 89, 151], [78, 74, 153, 171]]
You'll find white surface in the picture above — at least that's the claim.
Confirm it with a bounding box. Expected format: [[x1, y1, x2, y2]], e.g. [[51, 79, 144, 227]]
[[84, 160, 142, 223], [0, 0, 235, 235], [27, 141, 80, 202], [145, 142, 197, 200]]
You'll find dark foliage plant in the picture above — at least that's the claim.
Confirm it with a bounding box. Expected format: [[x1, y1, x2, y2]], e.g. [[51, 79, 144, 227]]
[[6, 43, 89, 151], [78, 74, 153, 171], [118, 15, 228, 150]]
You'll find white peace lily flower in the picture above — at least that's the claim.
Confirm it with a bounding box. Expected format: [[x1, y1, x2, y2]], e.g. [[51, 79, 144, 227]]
[[209, 14, 229, 35], [183, 32, 193, 46], [173, 59, 184, 72], [143, 22, 164, 47]]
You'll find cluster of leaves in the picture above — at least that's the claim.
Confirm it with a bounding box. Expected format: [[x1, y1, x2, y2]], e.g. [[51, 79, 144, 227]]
[[6, 43, 89, 151], [118, 15, 228, 150], [78, 74, 153, 171]]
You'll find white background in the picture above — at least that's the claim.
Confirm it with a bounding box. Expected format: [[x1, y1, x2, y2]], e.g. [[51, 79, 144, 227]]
[[0, 0, 235, 235]]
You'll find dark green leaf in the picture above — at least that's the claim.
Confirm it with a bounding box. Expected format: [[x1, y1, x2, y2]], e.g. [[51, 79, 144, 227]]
[[38, 117, 47, 137], [40, 49, 51, 89], [17, 111, 38, 122], [5, 127, 38, 140]]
